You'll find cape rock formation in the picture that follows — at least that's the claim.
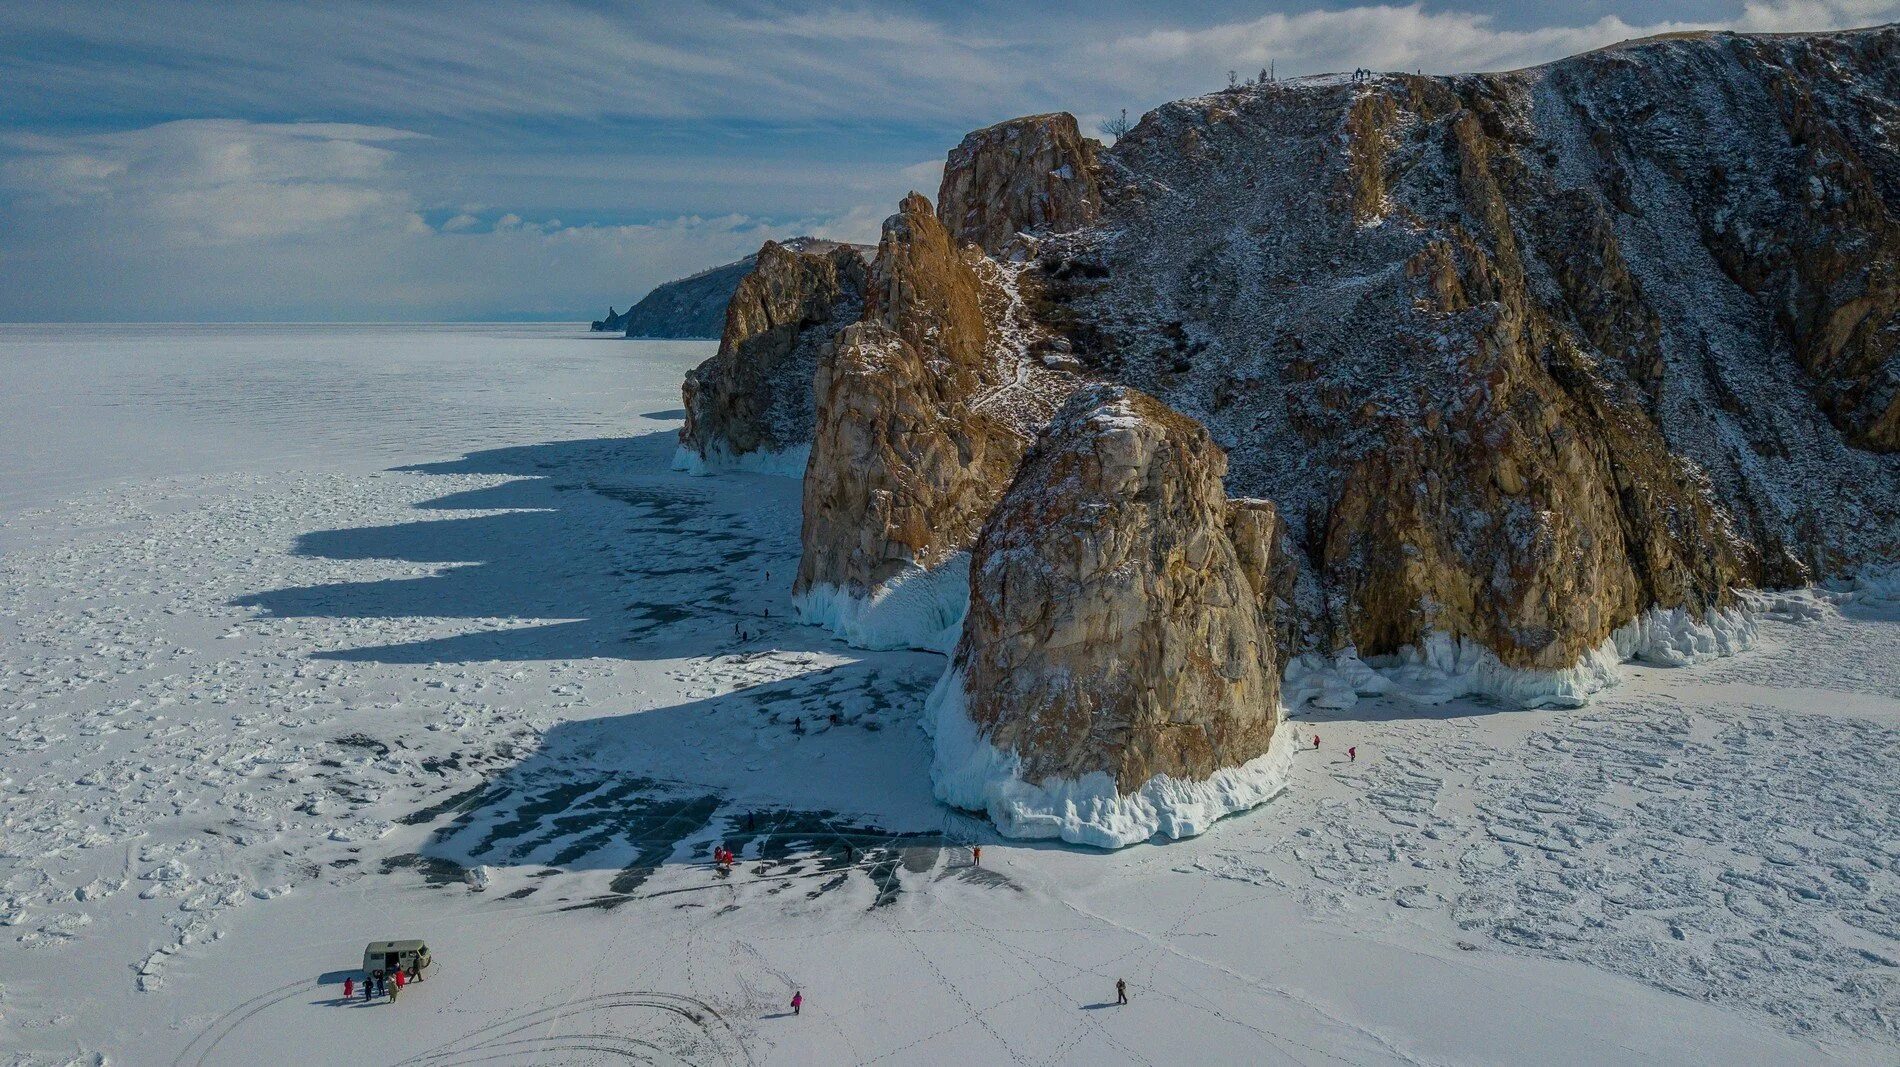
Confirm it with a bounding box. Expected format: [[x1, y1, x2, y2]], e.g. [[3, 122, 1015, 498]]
[[930, 385, 1294, 846], [675, 27, 1900, 845]]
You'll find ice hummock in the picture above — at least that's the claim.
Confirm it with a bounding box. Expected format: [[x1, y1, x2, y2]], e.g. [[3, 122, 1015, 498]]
[[670, 441, 810, 478], [1283, 605, 1757, 711], [926, 667, 1299, 849], [790, 554, 970, 654]]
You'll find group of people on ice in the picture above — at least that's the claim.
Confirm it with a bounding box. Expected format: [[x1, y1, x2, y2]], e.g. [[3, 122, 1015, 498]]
[[343, 965, 417, 1004]]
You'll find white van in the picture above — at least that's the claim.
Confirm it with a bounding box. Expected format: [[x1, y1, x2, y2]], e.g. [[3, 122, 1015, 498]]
[[363, 939, 432, 979]]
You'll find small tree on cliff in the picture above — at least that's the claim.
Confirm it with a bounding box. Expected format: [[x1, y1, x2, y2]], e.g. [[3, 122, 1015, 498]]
[[1099, 108, 1132, 140]]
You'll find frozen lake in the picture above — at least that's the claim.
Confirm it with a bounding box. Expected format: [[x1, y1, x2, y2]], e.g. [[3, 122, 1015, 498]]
[[0, 325, 1894, 1065]]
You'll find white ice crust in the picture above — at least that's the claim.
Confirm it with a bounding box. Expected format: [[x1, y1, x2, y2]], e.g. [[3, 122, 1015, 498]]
[[1283, 605, 1757, 712], [791, 554, 970, 654], [1822, 560, 1900, 607], [671, 441, 810, 478], [926, 667, 1299, 849]]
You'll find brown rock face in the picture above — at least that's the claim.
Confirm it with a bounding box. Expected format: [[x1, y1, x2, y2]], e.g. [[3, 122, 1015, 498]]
[[795, 194, 1031, 598], [937, 113, 1102, 254], [678, 240, 867, 465], [954, 385, 1281, 791], [1034, 27, 1897, 668]]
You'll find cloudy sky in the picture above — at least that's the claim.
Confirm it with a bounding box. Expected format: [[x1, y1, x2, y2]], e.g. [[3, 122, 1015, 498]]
[[3, 1, 1895, 321]]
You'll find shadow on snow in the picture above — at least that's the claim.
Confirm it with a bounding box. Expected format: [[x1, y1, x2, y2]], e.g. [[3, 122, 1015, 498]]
[[233, 432, 815, 664]]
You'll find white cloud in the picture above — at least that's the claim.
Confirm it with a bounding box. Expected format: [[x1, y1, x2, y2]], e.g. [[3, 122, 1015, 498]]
[[3, 2, 1895, 320], [1085, 1, 1900, 84], [0, 118, 888, 320]]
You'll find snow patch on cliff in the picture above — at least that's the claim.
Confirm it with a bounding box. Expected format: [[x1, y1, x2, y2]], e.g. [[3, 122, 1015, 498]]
[[927, 667, 1298, 849], [1285, 605, 1756, 711], [671, 442, 810, 478], [792, 554, 969, 654]]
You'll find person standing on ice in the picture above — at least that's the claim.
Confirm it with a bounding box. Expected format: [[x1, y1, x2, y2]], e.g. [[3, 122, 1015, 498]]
[[392, 967, 405, 1001], [791, 990, 803, 1015], [1349, 745, 1356, 762], [343, 976, 354, 1001], [972, 845, 982, 866], [1313, 733, 1321, 750], [1116, 978, 1128, 1005]]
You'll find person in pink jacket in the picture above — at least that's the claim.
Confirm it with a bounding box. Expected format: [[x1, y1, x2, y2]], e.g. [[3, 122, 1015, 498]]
[[791, 991, 803, 1015]]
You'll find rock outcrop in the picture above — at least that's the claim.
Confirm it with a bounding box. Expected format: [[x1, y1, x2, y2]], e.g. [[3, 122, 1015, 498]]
[[589, 305, 629, 332], [602, 237, 872, 339], [931, 385, 1292, 846], [792, 193, 1065, 649], [1036, 26, 1896, 684], [675, 240, 867, 474], [685, 27, 1899, 843], [937, 113, 1102, 254]]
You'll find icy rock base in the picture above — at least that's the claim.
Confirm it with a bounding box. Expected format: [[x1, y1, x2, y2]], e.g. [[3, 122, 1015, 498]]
[[670, 442, 810, 478], [791, 554, 969, 654], [1284, 605, 1757, 711], [1822, 560, 1900, 607], [926, 668, 1298, 849]]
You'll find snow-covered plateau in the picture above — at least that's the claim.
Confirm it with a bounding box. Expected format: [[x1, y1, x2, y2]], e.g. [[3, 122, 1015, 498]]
[[1, 324, 1896, 1065]]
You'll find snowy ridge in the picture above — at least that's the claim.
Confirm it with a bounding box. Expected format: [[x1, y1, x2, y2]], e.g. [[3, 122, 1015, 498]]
[[1285, 605, 1757, 711], [927, 667, 1298, 848], [670, 441, 810, 478], [791, 553, 970, 653]]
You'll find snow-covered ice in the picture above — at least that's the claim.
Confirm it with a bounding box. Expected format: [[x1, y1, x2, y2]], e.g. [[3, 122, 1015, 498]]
[[0, 323, 1894, 1065]]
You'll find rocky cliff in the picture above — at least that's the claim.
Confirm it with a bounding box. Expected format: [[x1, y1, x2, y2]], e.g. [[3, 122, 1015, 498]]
[[931, 385, 1292, 846], [1035, 25, 1895, 687], [937, 112, 1102, 254], [792, 192, 1076, 648], [674, 240, 868, 474], [678, 26, 1899, 845], [599, 237, 871, 339]]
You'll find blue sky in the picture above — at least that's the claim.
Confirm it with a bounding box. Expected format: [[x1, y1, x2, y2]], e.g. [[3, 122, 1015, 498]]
[[3, 1, 1895, 321]]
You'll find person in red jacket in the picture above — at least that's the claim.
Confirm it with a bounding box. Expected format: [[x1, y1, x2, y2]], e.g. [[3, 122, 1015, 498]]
[[392, 968, 406, 1000], [343, 976, 355, 1001], [790, 990, 803, 1015]]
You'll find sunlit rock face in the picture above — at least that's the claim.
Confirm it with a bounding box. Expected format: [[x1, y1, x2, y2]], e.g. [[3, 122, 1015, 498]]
[[1033, 26, 1897, 671], [676, 240, 867, 472], [937, 112, 1102, 254], [792, 192, 1081, 648], [950, 384, 1284, 791]]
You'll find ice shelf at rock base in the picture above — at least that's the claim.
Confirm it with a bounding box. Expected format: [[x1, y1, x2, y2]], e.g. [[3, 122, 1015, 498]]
[[670, 442, 810, 479], [790, 554, 970, 654], [926, 667, 1298, 849], [1283, 605, 1759, 712], [1820, 560, 1900, 608]]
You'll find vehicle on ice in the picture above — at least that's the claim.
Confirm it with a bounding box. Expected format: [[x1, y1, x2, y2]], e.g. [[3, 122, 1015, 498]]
[[363, 939, 432, 979]]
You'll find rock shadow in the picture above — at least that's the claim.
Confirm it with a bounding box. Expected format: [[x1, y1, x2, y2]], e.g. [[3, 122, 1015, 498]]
[[392, 662, 974, 909], [232, 432, 812, 664]]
